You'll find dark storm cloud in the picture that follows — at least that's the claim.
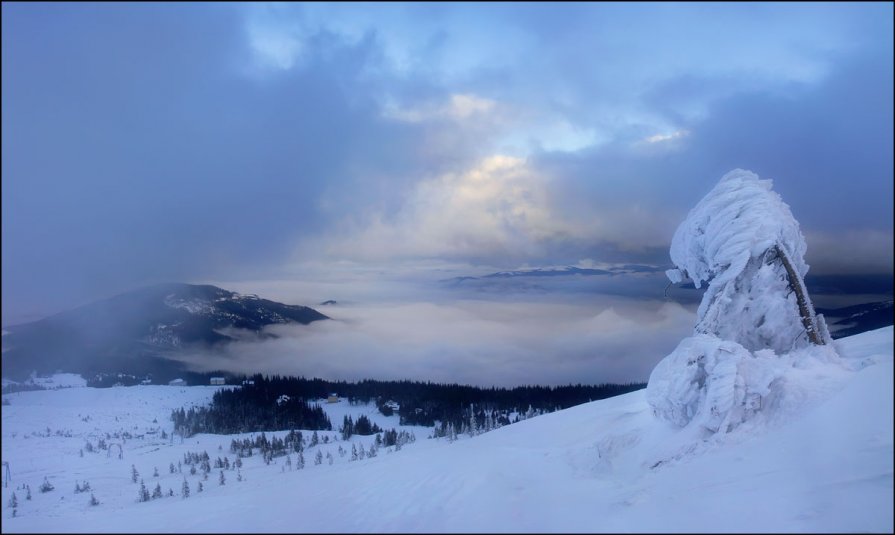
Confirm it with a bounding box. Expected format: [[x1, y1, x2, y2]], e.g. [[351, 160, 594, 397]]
[[2, 2, 892, 330], [1, 3, 437, 322]]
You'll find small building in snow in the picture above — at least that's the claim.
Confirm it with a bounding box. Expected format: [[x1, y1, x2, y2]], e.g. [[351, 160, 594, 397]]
[[168, 378, 187, 387], [327, 393, 340, 403], [210, 377, 226, 385]]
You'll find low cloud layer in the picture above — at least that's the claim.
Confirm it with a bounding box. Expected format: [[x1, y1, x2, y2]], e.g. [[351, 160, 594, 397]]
[[174, 295, 696, 387]]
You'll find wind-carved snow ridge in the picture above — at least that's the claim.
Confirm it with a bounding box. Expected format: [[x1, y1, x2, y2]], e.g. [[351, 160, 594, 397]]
[[649, 169, 839, 436]]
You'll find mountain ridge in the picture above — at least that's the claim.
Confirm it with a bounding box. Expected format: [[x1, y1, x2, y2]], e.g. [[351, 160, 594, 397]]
[[0, 283, 328, 381]]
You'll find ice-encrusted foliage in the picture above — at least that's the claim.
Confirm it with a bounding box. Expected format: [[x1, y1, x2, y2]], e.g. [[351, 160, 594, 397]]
[[647, 335, 786, 433], [649, 169, 836, 433], [665, 169, 826, 353]]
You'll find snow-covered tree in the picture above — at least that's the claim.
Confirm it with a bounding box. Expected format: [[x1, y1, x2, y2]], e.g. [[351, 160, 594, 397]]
[[138, 480, 150, 502], [131, 465, 139, 484], [468, 403, 478, 437], [648, 169, 838, 435], [152, 483, 162, 499], [181, 479, 190, 499], [664, 169, 830, 352]]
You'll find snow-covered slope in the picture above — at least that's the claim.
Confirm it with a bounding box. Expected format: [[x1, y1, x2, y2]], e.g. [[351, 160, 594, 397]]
[[2, 327, 892, 533]]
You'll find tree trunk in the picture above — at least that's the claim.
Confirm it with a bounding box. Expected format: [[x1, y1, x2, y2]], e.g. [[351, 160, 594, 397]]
[[774, 244, 824, 345]]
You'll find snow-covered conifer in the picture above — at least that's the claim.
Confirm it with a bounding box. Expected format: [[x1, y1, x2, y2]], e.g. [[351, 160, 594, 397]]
[[648, 169, 838, 435], [138, 480, 149, 502], [664, 169, 830, 352]]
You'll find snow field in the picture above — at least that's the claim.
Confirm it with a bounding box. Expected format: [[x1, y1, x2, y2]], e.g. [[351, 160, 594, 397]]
[[1, 326, 892, 532]]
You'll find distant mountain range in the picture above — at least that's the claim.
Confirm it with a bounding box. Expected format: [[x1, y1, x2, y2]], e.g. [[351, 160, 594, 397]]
[[0, 283, 328, 381], [816, 300, 894, 339], [442, 264, 664, 285]]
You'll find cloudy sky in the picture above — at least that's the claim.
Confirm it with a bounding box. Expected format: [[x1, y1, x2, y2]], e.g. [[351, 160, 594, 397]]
[[2, 3, 892, 384]]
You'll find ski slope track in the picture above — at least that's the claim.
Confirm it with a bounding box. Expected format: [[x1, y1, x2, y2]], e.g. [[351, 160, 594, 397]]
[[2, 327, 892, 533]]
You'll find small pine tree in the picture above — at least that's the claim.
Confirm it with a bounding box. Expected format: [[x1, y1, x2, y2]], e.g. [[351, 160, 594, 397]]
[[314, 450, 323, 465], [197, 482, 204, 493], [219, 470, 225, 486], [169, 462, 176, 474], [368, 444, 377, 458], [469, 403, 478, 437], [168, 488, 174, 497], [89, 493, 99, 506], [285, 455, 292, 470], [234, 457, 242, 469], [297, 451, 305, 470], [182, 479, 190, 499], [326, 452, 334, 465], [7, 492, 17, 509], [153, 467, 159, 478], [39, 477, 54, 493], [138, 479, 150, 502], [25, 485, 31, 501], [152, 483, 162, 500], [131, 465, 139, 484], [237, 470, 243, 482], [190, 465, 197, 476], [74, 481, 82, 494], [351, 444, 358, 461]]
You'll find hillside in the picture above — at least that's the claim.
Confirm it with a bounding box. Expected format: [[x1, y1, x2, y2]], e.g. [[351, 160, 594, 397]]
[[0, 283, 328, 381], [1, 326, 891, 532]]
